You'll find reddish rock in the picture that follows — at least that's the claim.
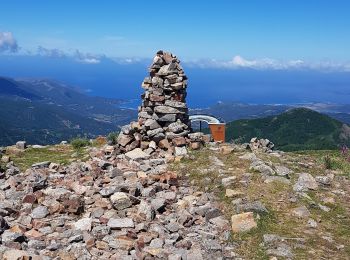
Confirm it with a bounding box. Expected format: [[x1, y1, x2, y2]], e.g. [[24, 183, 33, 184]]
[[158, 139, 171, 150], [95, 198, 110, 209], [48, 201, 63, 214], [9, 225, 26, 234], [69, 182, 87, 195], [80, 175, 94, 183], [62, 197, 84, 215], [151, 171, 178, 186], [114, 236, 135, 251], [189, 142, 201, 150], [175, 239, 192, 249], [83, 232, 95, 249], [34, 190, 44, 200], [131, 121, 142, 131], [140, 141, 150, 150], [25, 229, 43, 240], [150, 94, 165, 102], [99, 216, 109, 224], [22, 194, 37, 204], [117, 134, 134, 147], [96, 241, 109, 250], [3, 241, 22, 250], [172, 137, 186, 147], [127, 140, 140, 151], [31, 219, 48, 229]]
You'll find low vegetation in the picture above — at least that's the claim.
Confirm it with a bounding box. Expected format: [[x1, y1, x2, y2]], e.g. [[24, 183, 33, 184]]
[[172, 145, 350, 259], [107, 131, 119, 145], [3, 144, 89, 171], [295, 148, 350, 177], [70, 137, 91, 150]]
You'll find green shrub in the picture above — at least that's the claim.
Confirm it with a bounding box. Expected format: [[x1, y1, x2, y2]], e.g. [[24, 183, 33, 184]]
[[324, 155, 333, 169], [107, 131, 119, 145], [70, 138, 90, 149], [323, 154, 344, 170]]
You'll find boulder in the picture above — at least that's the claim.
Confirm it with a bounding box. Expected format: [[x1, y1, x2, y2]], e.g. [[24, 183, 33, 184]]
[[231, 212, 257, 233], [3, 249, 31, 260], [174, 147, 187, 156], [117, 133, 134, 147], [275, 165, 292, 177], [315, 174, 334, 185], [110, 192, 132, 210], [74, 218, 93, 231], [31, 161, 51, 169], [293, 173, 318, 192], [292, 206, 310, 218], [15, 141, 27, 150], [159, 139, 171, 150], [154, 106, 182, 114], [225, 189, 244, 198], [144, 119, 161, 130], [31, 206, 49, 219], [107, 218, 134, 229], [172, 137, 186, 147], [125, 148, 150, 161], [221, 176, 237, 187], [157, 113, 177, 122]]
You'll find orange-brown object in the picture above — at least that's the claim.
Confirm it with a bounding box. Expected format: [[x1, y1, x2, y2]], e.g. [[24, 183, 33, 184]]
[[209, 123, 226, 142]]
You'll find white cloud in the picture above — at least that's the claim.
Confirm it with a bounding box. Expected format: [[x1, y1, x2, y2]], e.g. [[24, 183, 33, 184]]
[[35, 46, 102, 64], [78, 57, 100, 64], [228, 55, 305, 70], [19, 43, 350, 72], [184, 55, 350, 72], [0, 31, 18, 53], [74, 50, 101, 64], [111, 57, 145, 64], [37, 46, 66, 58]]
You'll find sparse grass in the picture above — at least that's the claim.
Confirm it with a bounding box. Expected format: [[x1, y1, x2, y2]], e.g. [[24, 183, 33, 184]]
[[6, 144, 89, 171], [172, 147, 350, 259], [230, 211, 275, 260], [293, 149, 350, 176]]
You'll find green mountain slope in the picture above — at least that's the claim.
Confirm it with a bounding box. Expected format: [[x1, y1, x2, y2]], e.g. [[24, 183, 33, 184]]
[[226, 108, 350, 151], [0, 97, 117, 145], [0, 76, 137, 146]]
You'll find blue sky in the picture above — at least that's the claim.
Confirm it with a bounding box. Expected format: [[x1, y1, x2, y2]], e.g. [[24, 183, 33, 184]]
[[1, 1, 350, 106], [1, 0, 350, 62]]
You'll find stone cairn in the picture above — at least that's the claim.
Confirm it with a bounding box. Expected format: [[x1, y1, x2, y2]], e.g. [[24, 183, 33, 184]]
[[116, 51, 210, 157], [248, 137, 275, 153]]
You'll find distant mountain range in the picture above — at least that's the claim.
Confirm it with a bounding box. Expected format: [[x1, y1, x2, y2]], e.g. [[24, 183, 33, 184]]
[[190, 101, 350, 124], [1, 75, 350, 148], [225, 108, 350, 151], [0, 76, 137, 146]]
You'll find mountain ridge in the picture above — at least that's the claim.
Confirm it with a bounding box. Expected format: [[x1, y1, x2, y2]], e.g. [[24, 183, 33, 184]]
[[225, 107, 350, 151], [0, 76, 137, 146]]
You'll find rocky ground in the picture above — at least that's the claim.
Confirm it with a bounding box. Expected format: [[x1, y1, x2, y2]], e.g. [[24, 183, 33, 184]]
[[0, 141, 350, 259], [172, 144, 350, 259]]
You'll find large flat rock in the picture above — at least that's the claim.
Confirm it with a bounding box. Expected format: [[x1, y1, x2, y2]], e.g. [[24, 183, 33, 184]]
[[125, 148, 150, 160]]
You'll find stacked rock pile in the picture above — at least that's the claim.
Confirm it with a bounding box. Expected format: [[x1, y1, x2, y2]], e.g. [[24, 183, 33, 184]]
[[248, 137, 275, 153], [116, 51, 210, 156], [0, 145, 232, 259]]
